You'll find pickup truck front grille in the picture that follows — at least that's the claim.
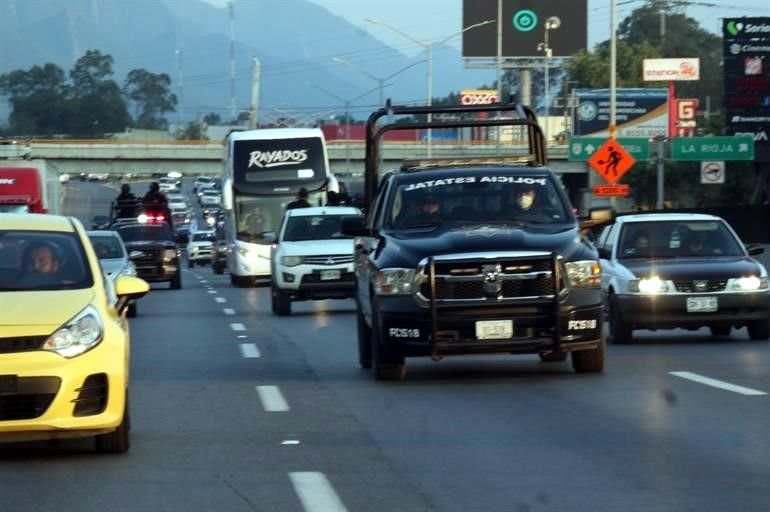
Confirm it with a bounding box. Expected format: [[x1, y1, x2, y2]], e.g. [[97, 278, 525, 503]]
[[673, 279, 728, 293], [303, 254, 354, 265], [418, 253, 559, 303], [131, 248, 162, 264]]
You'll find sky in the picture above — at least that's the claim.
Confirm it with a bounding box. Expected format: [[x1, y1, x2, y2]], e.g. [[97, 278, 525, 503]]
[[208, 0, 770, 56]]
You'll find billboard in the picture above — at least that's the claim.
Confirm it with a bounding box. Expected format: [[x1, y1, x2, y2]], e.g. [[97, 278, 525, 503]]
[[723, 17, 770, 162], [572, 89, 669, 138], [459, 89, 498, 105], [462, 0, 587, 58], [642, 58, 700, 81]]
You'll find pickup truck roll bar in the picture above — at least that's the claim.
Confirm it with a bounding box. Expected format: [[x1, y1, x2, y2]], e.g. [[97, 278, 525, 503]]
[[364, 102, 548, 209]]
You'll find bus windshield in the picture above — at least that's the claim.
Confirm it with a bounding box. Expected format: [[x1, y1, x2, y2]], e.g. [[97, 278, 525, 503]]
[[235, 191, 324, 244]]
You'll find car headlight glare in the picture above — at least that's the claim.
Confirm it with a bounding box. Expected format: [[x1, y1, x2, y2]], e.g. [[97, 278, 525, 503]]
[[281, 255, 303, 267], [43, 306, 104, 358], [630, 276, 669, 294], [375, 268, 417, 295], [728, 276, 768, 291], [565, 260, 601, 288], [163, 249, 177, 261]]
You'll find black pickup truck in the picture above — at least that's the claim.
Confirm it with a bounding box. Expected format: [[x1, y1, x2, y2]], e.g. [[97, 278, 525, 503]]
[[114, 221, 182, 289], [342, 102, 614, 380]]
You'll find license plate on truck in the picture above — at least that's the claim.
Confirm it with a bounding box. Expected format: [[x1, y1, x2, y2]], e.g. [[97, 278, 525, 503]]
[[475, 320, 513, 340], [686, 296, 718, 313], [320, 269, 341, 281]]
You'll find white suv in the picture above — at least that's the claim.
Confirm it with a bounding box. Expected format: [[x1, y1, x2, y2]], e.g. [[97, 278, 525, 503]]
[[187, 230, 216, 267], [271, 206, 362, 315]]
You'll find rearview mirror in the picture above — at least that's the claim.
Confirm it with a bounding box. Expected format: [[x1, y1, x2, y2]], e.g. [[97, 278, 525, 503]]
[[747, 244, 765, 256], [262, 231, 277, 243], [341, 215, 369, 237], [597, 247, 611, 260], [579, 207, 615, 231], [115, 275, 150, 313]]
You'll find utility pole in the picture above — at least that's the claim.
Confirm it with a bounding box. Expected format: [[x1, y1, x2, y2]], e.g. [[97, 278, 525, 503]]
[[176, 49, 184, 125], [228, 0, 236, 122], [249, 57, 260, 130]]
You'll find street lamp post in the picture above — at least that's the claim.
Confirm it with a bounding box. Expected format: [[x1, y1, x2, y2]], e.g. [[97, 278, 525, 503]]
[[364, 18, 494, 157], [330, 58, 427, 108], [538, 16, 561, 143]]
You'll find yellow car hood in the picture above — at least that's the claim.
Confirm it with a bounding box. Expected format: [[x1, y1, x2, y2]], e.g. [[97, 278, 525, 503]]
[[0, 289, 95, 335]]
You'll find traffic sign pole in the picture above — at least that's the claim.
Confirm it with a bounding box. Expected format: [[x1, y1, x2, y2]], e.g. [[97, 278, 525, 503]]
[[656, 137, 665, 210]]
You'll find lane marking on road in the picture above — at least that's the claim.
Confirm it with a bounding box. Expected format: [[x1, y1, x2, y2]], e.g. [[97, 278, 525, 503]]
[[282, 440, 300, 446], [289, 472, 348, 512], [256, 385, 289, 412], [669, 371, 767, 396], [223, 308, 235, 315], [240, 343, 261, 358], [237, 335, 247, 339], [207, 290, 217, 294], [230, 323, 246, 332], [215, 297, 226, 303]]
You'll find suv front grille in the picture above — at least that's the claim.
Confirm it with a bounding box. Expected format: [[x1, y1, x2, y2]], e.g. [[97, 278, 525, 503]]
[[303, 254, 354, 265], [419, 255, 557, 303], [673, 279, 728, 293]]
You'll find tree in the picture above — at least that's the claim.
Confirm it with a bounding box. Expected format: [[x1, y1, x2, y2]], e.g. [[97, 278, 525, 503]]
[[0, 63, 72, 135], [175, 121, 207, 140], [203, 113, 222, 126], [70, 50, 116, 96], [124, 69, 177, 130], [68, 50, 130, 137]]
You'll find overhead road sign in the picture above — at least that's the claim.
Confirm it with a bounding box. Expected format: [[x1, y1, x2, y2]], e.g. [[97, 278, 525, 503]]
[[569, 137, 650, 162], [588, 139, 637, 184], [670, 136, 754, 161], [593, 184, 630, 197]]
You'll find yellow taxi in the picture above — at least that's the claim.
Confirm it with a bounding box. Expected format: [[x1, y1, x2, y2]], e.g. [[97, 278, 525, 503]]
[[0, 214, 149, 453]]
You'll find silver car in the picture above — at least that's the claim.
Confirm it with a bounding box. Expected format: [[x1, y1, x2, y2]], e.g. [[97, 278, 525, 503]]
[[87, 230, 141, 317]]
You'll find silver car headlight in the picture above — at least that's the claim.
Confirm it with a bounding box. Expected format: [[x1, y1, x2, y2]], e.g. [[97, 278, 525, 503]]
[[281, 255, 303, 267], [374, 268, 417, 295], [121, 263, 137, 277], [629, 277, 672, 294], [43, 305, 104, 358], [727, 276, 768, 291], [565, 260, 601, 288]]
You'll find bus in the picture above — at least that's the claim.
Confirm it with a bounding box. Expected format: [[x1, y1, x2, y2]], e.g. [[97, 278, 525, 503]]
[[221, 128, 337, 286]]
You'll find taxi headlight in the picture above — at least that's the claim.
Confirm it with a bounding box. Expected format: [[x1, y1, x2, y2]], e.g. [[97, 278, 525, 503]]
[[375, 268, 417, 295], [629, 277, 670, 294], [281, 255, 303, 267], [163, 249, 177, 261], [565, 260, 601, 288], [44, 306, 104, 358], [728, 276, 768, 291]]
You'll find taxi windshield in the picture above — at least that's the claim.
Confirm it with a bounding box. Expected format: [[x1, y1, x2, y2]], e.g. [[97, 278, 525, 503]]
[[0, 231, 93, 291]]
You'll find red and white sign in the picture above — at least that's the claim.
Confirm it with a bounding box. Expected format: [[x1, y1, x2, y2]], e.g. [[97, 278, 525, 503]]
[[674, 98, 699, 137], [643, 58, 700, 81], [460, 89, 498, 105], [593, 184, 630, 197]]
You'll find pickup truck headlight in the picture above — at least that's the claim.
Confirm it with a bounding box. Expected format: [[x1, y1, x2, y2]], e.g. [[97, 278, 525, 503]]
[[281, 255, 303, 267], [163, 249, 177, 261], [43, 305, 104, 358], [564, 260, 601, 288], [629, 277, 671, 294], [728, 276, 768, 291], [374, 268, 417, 295]]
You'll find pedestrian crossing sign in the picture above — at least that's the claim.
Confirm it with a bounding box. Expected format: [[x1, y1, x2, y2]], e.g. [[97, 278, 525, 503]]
[[587, 139, 636, 184]]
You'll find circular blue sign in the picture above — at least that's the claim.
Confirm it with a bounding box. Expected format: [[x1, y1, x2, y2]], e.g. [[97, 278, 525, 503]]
[[512, 9, 538, 32]]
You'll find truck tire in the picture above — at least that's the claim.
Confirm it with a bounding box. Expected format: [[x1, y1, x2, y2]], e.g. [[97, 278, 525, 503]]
[[95, 393, 130, 454], [271, 285, 291, 316], [356, 308, 372, 369], [370, 307, 405, 381], [609, 295, 632, 344], [539, 351, 567, 362], [170, 272, 182, 290], [127, 302, 137, 318], [747, 319, 770, 340], [571, 334, 605, 373]]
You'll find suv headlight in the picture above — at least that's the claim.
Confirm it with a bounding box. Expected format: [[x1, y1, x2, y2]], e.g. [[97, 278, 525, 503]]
[[281, 255, 303, 267], [565, 260, 601, 288], [43, 305, 104, 358], [374, 268, 417, 295], [163, 249, 177, 261], [727, 276, 768, 291], [629, 277, 671, 294]]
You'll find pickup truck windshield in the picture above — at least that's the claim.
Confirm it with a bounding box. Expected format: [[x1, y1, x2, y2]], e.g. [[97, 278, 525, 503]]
[[387, 174, 569, 229], [117, 225, 174, 242]]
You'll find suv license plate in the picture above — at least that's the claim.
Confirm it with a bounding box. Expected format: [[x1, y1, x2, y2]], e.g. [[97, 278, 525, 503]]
[[475, 320, 513, 340], [320, 269, 341, 281], [0, 375, 19, 394], [686, 296, 718, 313]]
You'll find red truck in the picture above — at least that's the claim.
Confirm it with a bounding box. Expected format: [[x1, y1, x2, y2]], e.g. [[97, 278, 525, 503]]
[[0, 161, 60, 214]]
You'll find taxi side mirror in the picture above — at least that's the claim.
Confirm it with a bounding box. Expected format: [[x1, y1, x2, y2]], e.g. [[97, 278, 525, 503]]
[[115, 275, 150, 313]]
